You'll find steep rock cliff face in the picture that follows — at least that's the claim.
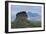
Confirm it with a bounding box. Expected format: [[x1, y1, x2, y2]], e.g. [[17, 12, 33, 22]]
[[11, 11, 31, 28]]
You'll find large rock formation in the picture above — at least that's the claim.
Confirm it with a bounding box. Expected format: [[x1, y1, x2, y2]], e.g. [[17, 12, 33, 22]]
[[11, 11, 31, 28]]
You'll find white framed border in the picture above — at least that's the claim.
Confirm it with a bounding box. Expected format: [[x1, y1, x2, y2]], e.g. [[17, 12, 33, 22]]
[[8, 2, 44, 32]]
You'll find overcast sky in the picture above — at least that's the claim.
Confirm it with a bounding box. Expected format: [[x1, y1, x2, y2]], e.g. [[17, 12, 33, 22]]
[[11, 5, 41, 21]]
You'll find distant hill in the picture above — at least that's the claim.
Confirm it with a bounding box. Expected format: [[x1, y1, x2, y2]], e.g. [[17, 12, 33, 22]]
[[27, 12, 39, 17], [27, 12, 41, 21]]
